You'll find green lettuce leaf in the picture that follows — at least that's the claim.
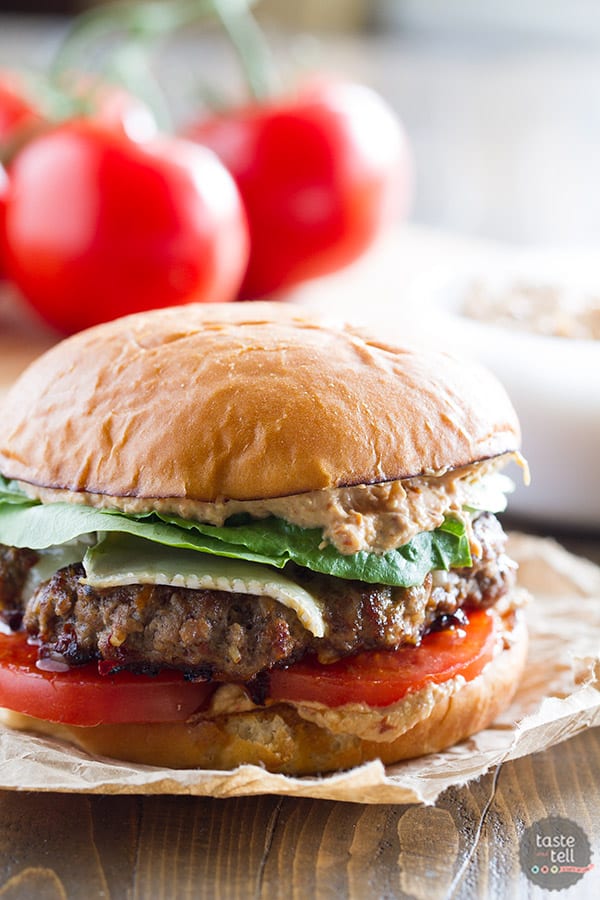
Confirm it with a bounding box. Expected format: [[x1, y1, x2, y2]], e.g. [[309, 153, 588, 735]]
[[0, 476, 472, 587], [0, 500, 278, 566], [148, 511, 472, 585]]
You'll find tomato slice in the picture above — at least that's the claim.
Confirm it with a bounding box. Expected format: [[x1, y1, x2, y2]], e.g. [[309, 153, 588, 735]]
[[269, 608, 497, 708], [0, 632, 213, 726], [0, 609, 497, 726]]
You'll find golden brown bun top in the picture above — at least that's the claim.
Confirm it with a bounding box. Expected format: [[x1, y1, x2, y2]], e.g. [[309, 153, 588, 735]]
[[0, 302, 520, 501]]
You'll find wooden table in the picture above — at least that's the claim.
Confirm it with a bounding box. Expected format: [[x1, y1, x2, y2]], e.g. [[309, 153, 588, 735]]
[[0, 719, 599, 897], [0, 717, 596, 897]]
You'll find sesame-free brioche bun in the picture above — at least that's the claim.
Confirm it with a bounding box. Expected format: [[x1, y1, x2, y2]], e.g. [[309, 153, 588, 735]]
[[0, 302, 520, 502], [0, 610, 526, 775]]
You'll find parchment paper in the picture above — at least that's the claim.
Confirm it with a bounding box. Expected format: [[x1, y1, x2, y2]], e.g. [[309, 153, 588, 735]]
[[1, 533, 599, 804]]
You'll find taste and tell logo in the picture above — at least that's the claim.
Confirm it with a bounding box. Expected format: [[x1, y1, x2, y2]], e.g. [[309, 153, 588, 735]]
[[520, 816, 594, 890]]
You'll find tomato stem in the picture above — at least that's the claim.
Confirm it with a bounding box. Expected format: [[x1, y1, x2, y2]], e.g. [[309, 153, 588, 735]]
[[49, 1, 210, 131], [204, 0, 278, 102], [52, 1, 277, 116], [50, 1, 200, 79]]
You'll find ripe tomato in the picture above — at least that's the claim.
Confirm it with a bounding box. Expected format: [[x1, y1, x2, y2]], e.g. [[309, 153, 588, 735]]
[[0, 631, 213, 726], [269, 609, 497, 707], [186, 80, 412, 299], [57, 73, 157, 142], [2, 122, 249, 332]]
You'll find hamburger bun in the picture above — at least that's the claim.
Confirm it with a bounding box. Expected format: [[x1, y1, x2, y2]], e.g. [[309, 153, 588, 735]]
[[0, 302, 526, 775], [0, 302, 520, 501]]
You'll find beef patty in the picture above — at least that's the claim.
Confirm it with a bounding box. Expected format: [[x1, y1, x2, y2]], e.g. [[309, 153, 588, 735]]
[[1, 513, 515, 682], [0, 544, 38, 631]]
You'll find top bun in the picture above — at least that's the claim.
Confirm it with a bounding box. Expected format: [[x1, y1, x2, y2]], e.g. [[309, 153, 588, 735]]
[[0, 302, 520, 501]]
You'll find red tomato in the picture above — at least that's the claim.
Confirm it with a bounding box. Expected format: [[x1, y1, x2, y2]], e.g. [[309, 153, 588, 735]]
[[186, 80, 412, 299], [269, 609, 497, 707], [58, 73, 157, 142], [0, 631, 213, 725], [2, 122, 250, 332], [0, 610, 497, 726]]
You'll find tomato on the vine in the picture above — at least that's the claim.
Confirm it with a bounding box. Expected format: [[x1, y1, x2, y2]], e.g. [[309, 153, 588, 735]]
[[0, 71, 42, 152], [2, 121, 250, 333], [58, 74, 158, 142], [0, 162, 8, 273], [186, 80, 412, 299]]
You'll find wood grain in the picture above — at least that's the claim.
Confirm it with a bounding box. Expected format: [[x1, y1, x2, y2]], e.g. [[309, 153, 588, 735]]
[[0, 726, 598, 898]]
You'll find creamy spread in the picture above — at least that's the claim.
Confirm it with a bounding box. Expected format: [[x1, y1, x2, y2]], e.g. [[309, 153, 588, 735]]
[[18, 454, 521, 556], [196, 677, 465, 742], [463, 278, 600, 340], [286, 677, 465, 743]]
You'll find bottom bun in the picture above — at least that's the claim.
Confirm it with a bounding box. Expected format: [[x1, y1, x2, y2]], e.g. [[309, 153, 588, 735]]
[[0, 611, 527, 775]]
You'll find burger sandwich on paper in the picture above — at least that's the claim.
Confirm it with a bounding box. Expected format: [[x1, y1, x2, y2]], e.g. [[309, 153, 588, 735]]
[[0, 302, 527, 775]]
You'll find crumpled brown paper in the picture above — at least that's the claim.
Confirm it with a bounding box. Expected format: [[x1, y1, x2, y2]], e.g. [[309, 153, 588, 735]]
[[1, 534, 599, 804]]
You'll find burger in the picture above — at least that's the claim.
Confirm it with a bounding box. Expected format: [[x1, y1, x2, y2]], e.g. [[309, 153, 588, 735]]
[[0, 302, 527, 775]]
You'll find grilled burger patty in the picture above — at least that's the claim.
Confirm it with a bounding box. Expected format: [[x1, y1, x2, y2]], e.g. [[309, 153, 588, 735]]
[[0, 513, 515, 682], [0, 544, 39, 630]]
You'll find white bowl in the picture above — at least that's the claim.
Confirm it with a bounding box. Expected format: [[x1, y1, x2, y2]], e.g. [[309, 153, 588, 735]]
[[410, 260, 600, 530]]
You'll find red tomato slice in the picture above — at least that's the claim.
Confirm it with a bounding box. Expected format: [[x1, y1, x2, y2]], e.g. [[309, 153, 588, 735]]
[[0, 610, 497, 726], [0, 632, 213, 726], [269, 608, 497, 708]]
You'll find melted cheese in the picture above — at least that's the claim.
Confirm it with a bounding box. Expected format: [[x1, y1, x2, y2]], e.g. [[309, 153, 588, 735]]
[[81, 534, 326, 637]]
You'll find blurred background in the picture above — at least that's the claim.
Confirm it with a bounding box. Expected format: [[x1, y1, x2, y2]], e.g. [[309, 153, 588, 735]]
[[1, 1, 600, 530], [2, 0, 600, 246]]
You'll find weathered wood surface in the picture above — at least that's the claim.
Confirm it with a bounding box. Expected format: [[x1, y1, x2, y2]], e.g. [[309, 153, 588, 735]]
[[0, 724, 598, 898]]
